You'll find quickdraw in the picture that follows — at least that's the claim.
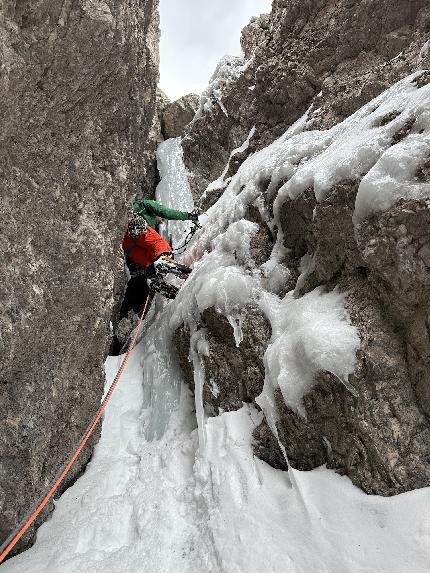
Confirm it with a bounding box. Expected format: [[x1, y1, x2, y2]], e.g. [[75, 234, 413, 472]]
[[172, 221, 202, 255]]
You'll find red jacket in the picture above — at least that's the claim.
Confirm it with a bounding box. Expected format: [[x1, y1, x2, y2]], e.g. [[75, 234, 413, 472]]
[[122, 226, 172, 268]]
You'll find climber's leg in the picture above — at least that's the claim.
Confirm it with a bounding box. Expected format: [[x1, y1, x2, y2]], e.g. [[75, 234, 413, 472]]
[[120, 270, 149, 318]]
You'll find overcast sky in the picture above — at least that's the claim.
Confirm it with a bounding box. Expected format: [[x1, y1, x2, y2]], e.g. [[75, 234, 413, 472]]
[[159, 0, 272, 101]]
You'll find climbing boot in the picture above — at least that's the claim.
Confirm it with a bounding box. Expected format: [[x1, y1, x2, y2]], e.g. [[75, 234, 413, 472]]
[[154, 254, 192, 277]]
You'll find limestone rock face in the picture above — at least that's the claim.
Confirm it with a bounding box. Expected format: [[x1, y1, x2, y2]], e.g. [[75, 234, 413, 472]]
[[162, 94, 200, 139], [0, 0, 159, 551], [182, 0, 430, 201], [140, 88, 171, 197], [174, 177, 430, 497], [174, 307, 271, 416], [173, 0, 430, 497], [271, 191, 430, 495], [156, 88, 172, 134]]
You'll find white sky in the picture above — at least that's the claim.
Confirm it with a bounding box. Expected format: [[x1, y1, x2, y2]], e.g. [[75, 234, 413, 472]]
[[159, 0, 272, 101]]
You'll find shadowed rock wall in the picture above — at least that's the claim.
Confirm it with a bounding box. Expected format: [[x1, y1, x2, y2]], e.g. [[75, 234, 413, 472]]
[[0, 0, 159, 551]]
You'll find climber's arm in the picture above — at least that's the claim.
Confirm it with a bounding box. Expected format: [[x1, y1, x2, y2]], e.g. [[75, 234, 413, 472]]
[[143, 199, 189, 221], [133, 200, 148, 218]]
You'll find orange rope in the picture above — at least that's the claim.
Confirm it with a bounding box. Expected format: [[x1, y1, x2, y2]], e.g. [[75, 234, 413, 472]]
[[0, 293, 151, 564]]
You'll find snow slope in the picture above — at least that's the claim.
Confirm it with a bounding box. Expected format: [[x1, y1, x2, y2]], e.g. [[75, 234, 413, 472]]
[[4, 73, 430, 572], [5, 343, 430, 572]]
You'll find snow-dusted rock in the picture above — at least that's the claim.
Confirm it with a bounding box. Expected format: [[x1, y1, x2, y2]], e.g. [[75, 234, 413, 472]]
[[0, 0, 159, 552], [161, 94, 200, 139], [174, 70, 430, 496], [182, 0, 430, 199]]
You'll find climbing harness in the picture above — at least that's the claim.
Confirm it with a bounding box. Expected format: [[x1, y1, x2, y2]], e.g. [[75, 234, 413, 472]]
[[0, 293, 152, 564], [172, 221, 202, 255]]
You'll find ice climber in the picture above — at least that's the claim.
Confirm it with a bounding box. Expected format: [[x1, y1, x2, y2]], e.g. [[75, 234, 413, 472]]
[[120, 209, 193, 319]]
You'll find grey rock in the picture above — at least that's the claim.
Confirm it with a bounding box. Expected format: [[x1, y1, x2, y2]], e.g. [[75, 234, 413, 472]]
[[247, 204, 275, 269], [240, 14, 271, 59], [174, 176, 430, 496], [280, 181, 365, 296], [273, 188, 430, 495], [0, 0, 159, 552], [140, 88, 171, 198], [157, 88, 172, 117], [174, 0, 430, 497], [174, 306, 271, 416], [115, 311, 140, 350], [356, 199, 430, 422], [161, 94, 200, 139], [357, 199, 430, 314], [276, 277, 430, 496], [252, 416, 288, 471], [182, 0, 429, 196]]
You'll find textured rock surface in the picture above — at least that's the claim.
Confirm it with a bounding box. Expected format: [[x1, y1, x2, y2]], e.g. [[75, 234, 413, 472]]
[[175, 178, 430, 496], [268, 180, 430, 494], [0, 0, 159, 551], [172, 0, 430, 497], [161, 93, 200, 139], [175, 306, 271, 416], [182, 0, 430, 200], [253, 111, 430, 495], [139, 88, 170, 198], [276, 275, 430, 496]]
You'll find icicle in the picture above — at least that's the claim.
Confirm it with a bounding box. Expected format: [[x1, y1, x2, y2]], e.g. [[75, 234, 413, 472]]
[[190, 330, 210, 451], [227, 315, 243, 347]]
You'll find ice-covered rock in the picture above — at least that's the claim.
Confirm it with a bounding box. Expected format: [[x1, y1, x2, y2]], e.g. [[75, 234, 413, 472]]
[[174, 70, 430, 496], [182, 0, 430, 197]]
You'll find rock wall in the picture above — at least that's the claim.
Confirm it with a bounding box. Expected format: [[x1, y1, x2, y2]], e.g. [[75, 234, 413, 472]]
[[139, 88, 170, 198], [0, 0, 159, 552], [174, 0, 430, 497], [161, 93, 200, 139], [272, 189, 430, 495], [139, 91, 200, 198], [182, 0, 430, 199]]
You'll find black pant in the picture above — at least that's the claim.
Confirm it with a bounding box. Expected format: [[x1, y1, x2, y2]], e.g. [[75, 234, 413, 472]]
[[119, 250, 173, 318], [119, 272, 149, 318]]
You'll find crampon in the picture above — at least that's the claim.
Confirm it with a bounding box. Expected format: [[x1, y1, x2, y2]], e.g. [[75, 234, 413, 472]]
[[149, 278, 179, 300], [154, 255, 192, 278]]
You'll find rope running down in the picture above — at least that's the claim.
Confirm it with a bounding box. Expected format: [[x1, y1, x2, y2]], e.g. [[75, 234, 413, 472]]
[[0, 293, 151, 564]]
